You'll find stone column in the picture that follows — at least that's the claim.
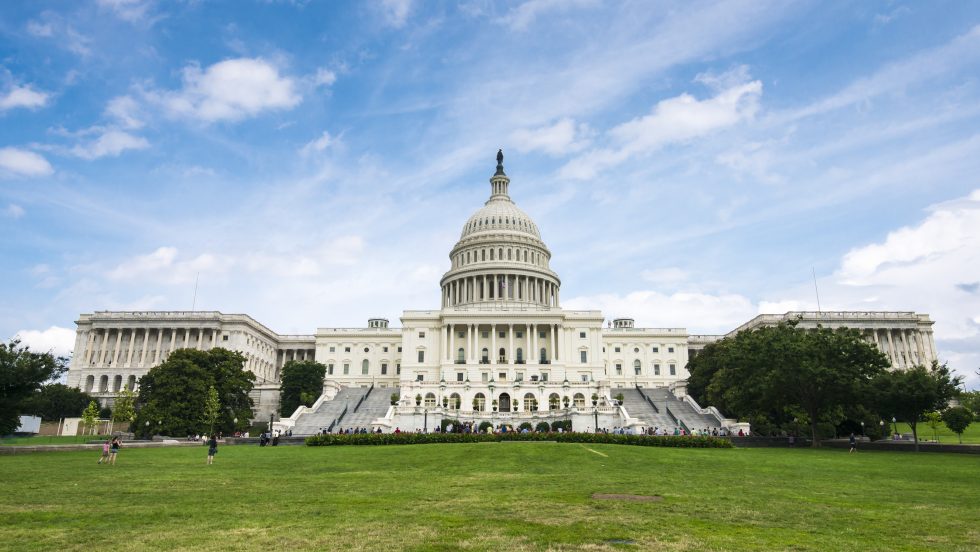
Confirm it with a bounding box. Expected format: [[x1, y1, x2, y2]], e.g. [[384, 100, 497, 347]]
[[508, 324, 514, 364], [125, 330, 136, 366], [557, 323, 563, 361], [169, 328, 177, 359], [111, 330, 123, 366], [525, 323, 531, 363], [139, 329, 150, 367], [469, 324, 475, 363], [531, 323, 538, 364], [491, 323, 497, 365], [549, 325, 555, 362], [885, 330, 896, 367], [99, 329, 110, 366]]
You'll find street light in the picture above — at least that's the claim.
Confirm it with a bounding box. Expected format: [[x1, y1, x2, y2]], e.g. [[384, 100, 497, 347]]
[[891, 416, 897, 437], [423, 408, 428, 433], [860, 421, 865, 437], [879, 419, 885, 438]]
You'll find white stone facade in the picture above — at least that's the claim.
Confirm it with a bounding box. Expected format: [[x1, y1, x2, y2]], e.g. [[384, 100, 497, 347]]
[[66, 152, 938, 429]]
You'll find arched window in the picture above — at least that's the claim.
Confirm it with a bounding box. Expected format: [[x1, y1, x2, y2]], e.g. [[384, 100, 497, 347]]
[[466, 251, 470, 263], [112, 375, 122, 392], [84, 375, 94, 393], [424, 393, 437, 407], [549, 393, 561, 410], [126, 375, 136, 391], [481, 348, 489, 363], [634, 359, 641, 375], [524, 250, 528, 262], [362, 359, 369, 375], [516, 348, 524, 363], [498, 392, 511, 412], [473, 393, 486, 411], [507, 249, 512, 260], [99, 375, 109, 393], [457, 348, 465, 363], [482, 250, 486, 261], [573, 393, 586, 408], [498, 347, 506, 363], [524, 393, 537, 412], [498, 248, 503, 259], [449, 393, 461, 409], [539, 347, 547, 362], [490, 249, 495, 260]]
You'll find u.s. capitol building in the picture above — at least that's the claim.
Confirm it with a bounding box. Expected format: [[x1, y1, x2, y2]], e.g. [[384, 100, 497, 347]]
[[66, 152, 939, 434]]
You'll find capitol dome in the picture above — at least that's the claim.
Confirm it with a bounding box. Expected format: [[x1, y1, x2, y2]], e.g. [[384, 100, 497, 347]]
[[440, 151, 561, 309]]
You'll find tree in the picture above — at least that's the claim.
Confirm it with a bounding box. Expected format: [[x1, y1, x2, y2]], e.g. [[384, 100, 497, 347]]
[[0, 340, 68, 435], [81, 400, 100, 436], [941, 406, 974, 444], [695, 322, 889, 446], [19, 383, 94, 421], [924, 411, 943, 442], [278, 360, 326, 416], [112, 389, 136, 431], [204, 385, 220, 436], [958, 390, 980, 416], [875, 361, 961, 452], [134, 348, 254, 438]]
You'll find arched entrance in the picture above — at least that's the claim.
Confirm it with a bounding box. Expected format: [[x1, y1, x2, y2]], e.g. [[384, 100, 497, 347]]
[[498, 392, 511, 413]]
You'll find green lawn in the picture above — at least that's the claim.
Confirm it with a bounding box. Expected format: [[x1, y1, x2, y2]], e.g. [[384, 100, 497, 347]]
[[0, 435, 97, 446], [889, 422, 980, 444], [1, 443, 977, 551]]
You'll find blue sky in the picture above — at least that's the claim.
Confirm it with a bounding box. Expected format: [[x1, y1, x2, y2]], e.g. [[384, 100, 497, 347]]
[[2, 1, 979, 389]]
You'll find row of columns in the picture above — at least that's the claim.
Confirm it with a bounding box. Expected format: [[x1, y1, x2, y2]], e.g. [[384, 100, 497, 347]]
[[443, 274, 559, 307], [866, 328, 936, 368], [82, 327, 220, 368], [441, 322, 564, 364]]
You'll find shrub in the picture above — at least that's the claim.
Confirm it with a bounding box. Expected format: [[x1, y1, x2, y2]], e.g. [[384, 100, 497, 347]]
[[551, 420, 571, 432], [305, 432, 734, 449], [477, 421, 493, 433], [535, 422, 551, 432], [440, 418, 460, 432], [390, 393, 399, 405], [518, 422, 533, 432]]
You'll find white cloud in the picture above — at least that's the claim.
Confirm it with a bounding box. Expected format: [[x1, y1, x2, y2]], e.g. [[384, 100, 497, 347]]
[[300, 131, 333, 156], [150, 58, 301, 123], [70, 129, 149, 160], [500, 0, 598, 31], [26, 20, 54, 37], [379, 0, 414, 28], [560, 79, 762, 179], [107, 246, 227, 284], [26, 14, 92, 56], [13, 326, 76, 358], [0, 85, 50, 111], [104, 95, 143, 129], [313, 68, 336, 87], [564, 289, 757, 334], [3, 204, 25, 218], [0, 147, 54, 177], [511, 118, 591, 156]]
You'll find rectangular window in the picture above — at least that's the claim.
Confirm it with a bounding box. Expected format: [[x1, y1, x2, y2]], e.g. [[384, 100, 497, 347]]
[[652, 347, 659, 353], [482, 331, 489, 338], [541, 373, 548, 382], [668, 347, 674, 353], [417, 350, 425, 363], [635, 365, 642, 376], [418, 331, 425, 338], [397, 347, 402, 353], [383, 346, 388, 353], [456, 372, 464, 382], [539, 331, 545, 338], [615, 363, 622, 375], [497, 331, 504, 338], [381, 363, 388, 375], [343, 363, 350, 375], [327, 363, 334, 375], [516, 372, 523, 381], [580, 350, 587, 363], [345, 347, 351, 353], [580, 374, 588, 382], [416, 374, 423, 381], [653, 364, 661, 376], [329, 346, 335, 352], [396, 363, 401, 375], [361, 363, 368, 375], [614, 347, 621, 353], [669, 364, 676, 375], [498, 372, 506, 381], [516, 331, 523, 338], [222, 335, 229, 341], [579, 331, 586, 338], [482, 372, 489, 382], [458, 331, 464, 338]]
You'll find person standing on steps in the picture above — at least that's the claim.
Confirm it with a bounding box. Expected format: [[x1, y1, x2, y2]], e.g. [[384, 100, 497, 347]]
[[207, 434, 218, 465]]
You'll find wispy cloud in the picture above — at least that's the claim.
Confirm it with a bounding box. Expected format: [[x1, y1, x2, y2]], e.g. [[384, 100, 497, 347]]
[[0, 147, 53, 177], [70, 129, 149, 160], [0, 85, 50, 111]]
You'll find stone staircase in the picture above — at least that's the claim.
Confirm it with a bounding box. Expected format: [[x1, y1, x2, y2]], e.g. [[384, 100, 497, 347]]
[[290, 387, 369, 436], [641, 388, 723, 431], [336, 386, 398, 431], [618, 389, 675, 430]]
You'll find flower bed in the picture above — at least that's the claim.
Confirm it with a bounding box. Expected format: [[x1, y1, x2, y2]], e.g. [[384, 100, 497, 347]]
[[305, 432, 732, 448]]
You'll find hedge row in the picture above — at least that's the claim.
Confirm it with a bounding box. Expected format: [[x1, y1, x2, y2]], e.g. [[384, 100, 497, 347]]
[[305, 432, 732, 448]]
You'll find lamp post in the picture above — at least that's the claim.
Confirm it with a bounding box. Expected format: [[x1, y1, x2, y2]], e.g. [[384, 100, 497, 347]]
[[860, 421, 865, 437], [891, 416, 897, 437], [879, 419, 884, 439], [145, 420, 150, 439], [592, 397, 598, 433], [423, 408, 428, 433]]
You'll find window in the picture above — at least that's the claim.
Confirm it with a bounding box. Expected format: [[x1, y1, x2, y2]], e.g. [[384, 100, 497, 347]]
[[328, 363, 334, 375], [539, 348, 547, 362], [383, 346, 388, 353], [614, 347, 621, 353], [541, 373, 548, 382], [499, 372, 507, 380], [634, 347, 639, 353], [653, 363, 661, 376], [580, 350, 587, 363], [579, 331, 586, 338], [669, 364, 676, 375], [573, 393, 586, 407], [329, 346, 335, 353], [222, 335, 229, 341], [363, 347, 369, 353], [499, 331, 505, 338], [668, 347, 674, 353], [482, 331, 489, 338], [457, 348, 465, 363], [458, 331, 464, 338], [516, 348, 524, 363], [361, 359, 369, 375], [634, 359, 641, 375], [417, 350, 425, 363], [345, 347, 351, 353], [396, 363, 401, 375], [615, 363, 622, 375], [516, 331, 523, 338], [473, 393, 486, 411], [481, 348, 489, 363], [397, 347, 402, 353], [456, 372, 464, 382], [652, 347, 659, 353], [416, 374, 424, 382], [381, 363, 388, 375], [481, 373, 488, 382], [581, 374, 588, 382], [538, 331, 545, 338], [343, 363, 350, 375], [418, 331, 425, 338]]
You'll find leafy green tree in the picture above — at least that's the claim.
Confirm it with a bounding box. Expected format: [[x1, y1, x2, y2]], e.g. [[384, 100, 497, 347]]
[[19, 383, 94, 421], [958, 390, 980, 416], [278, 360, 326, 416], [875, 361, 961, 451], [81, 400, 100, 435], [112, 389, 136, 430], [0, 340, 68, 435], [134, 348, 254, 437], [696, 322, 889, 446], [941, 406, 974, 444], [204, 385, 220, 436], [924, 411, 943, 442], [98, 406, 112, 419]]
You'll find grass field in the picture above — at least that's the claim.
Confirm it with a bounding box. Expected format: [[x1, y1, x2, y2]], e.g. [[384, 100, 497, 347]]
[[0, 435, 96, 446], [890, 422, 980, 443], [2, 443, 978, 551]]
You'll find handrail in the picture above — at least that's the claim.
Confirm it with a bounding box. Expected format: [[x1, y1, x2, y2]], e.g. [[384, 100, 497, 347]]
[[665, 406, 689, 432], [328, 405, 349, 433], [353, 384, 374, 413], [634, 385, 659, 413]]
